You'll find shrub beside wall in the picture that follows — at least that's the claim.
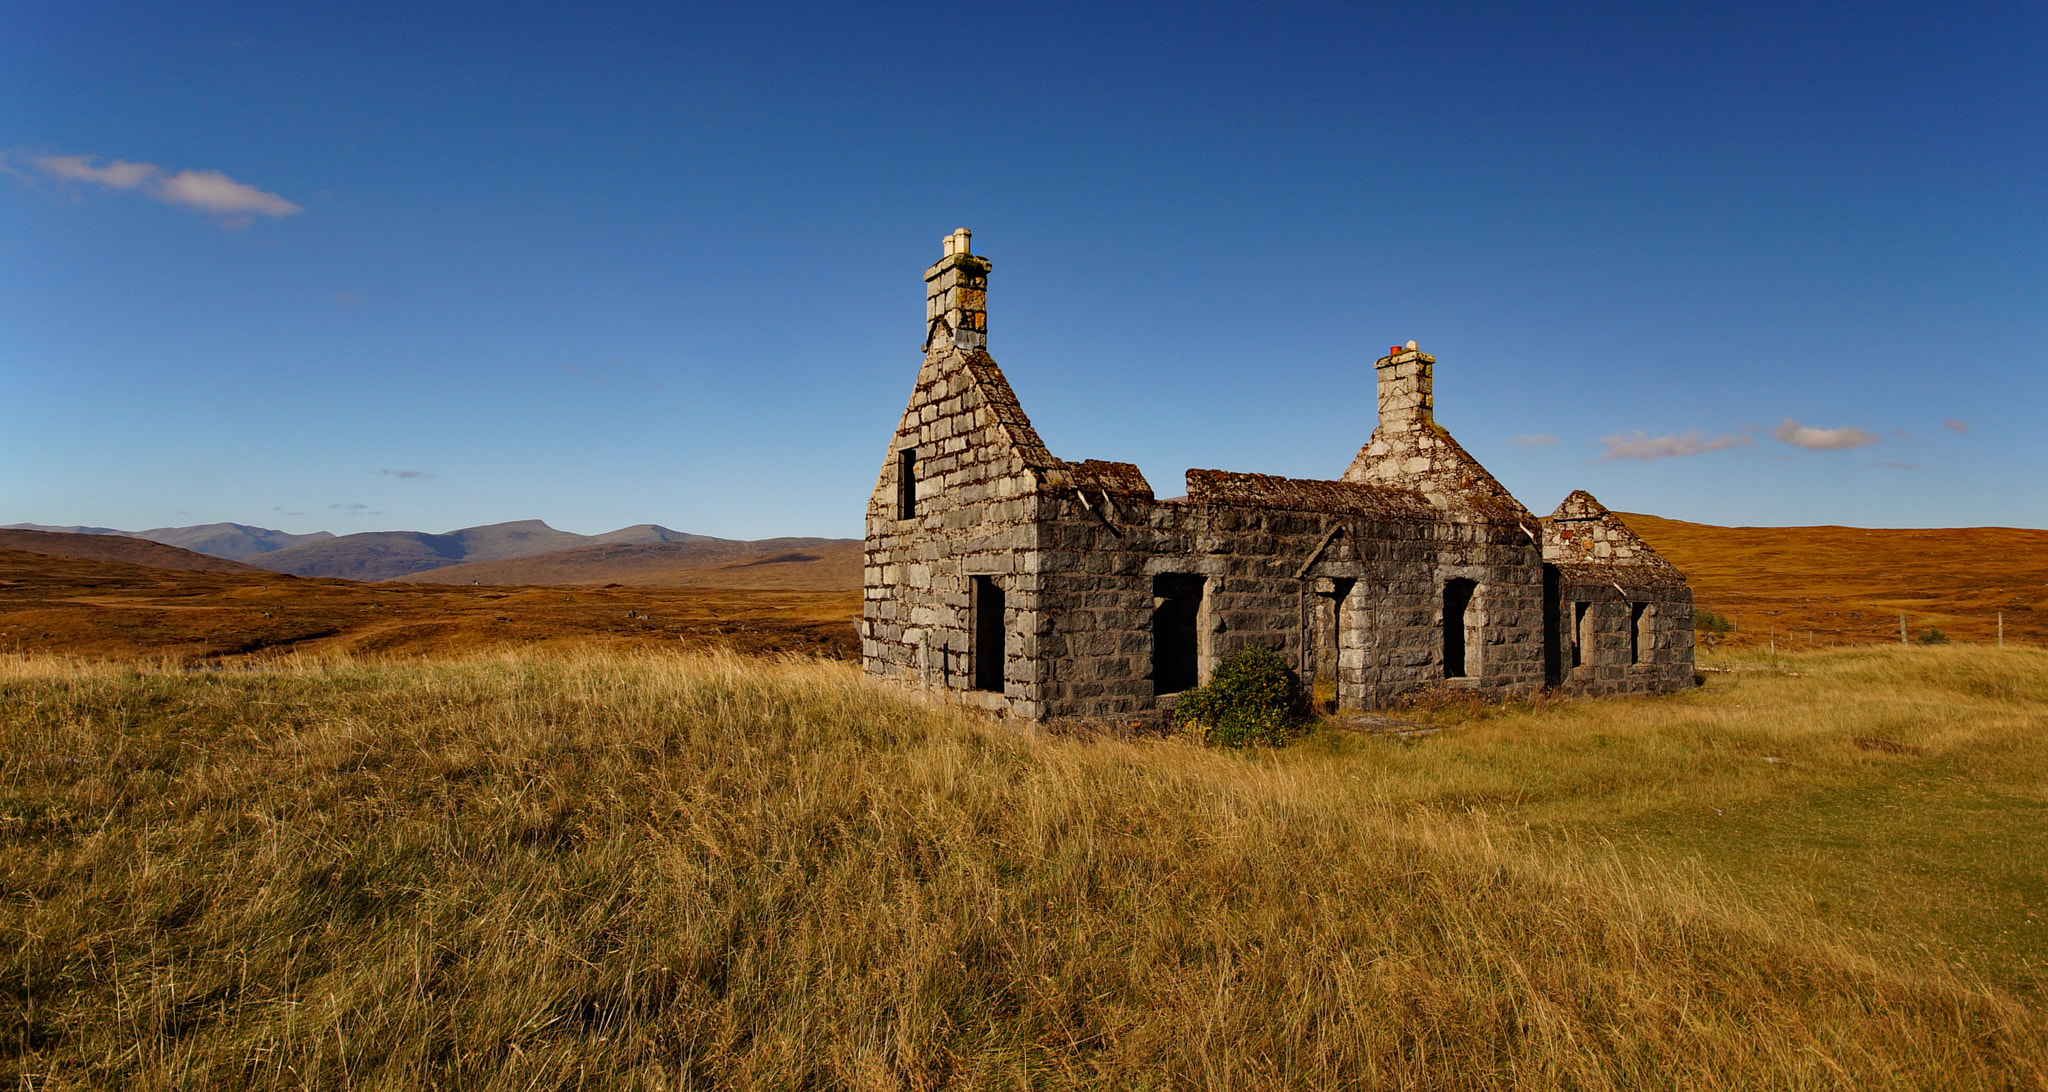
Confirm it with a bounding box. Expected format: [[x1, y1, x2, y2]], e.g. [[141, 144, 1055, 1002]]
[[1173, 645, 1304, 747]]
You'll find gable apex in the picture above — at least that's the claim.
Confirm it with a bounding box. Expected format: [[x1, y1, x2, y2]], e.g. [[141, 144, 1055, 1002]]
[[1550, 490, 1609, 521]]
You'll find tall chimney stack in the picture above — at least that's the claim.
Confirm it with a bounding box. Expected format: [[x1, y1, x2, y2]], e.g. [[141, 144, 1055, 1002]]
[[1375, 341, 1433, 432], [924, 228, 992, 351]]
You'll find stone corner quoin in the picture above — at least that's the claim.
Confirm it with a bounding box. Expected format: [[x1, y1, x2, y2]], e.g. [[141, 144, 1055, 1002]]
[[862, 227, 1696, 728]]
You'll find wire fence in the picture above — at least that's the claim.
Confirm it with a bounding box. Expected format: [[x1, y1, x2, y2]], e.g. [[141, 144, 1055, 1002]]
[[1696, 609, 2032, 650]]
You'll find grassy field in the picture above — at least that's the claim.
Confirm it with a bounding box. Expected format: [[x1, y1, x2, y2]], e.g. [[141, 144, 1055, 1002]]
[[3, 645, 2044, 1089]]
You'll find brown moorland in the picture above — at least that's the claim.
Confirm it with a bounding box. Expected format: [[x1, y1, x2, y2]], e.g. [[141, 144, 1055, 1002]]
[[1623, 514, 2048, 648], [0, 549, 858, 664]]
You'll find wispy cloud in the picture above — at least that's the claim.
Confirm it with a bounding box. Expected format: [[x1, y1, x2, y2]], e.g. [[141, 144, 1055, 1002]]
[[329, 502, 379, 516], [1600, 429, 1752, 461], [1508, 433, 1558, 446], [36, 155, 159, 189], [1772, 418, 1878, 451], [1944, 418, 1969, 433], [377, 469, 433, 480], [1866, 462, 1917, 470], [25, 153, 302, 221]]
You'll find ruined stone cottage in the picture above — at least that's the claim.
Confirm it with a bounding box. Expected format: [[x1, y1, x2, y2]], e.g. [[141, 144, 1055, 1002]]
[[863, 229, 1695, 725]]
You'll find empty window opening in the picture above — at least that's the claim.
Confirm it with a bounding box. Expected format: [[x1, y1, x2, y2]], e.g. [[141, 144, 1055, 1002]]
[[1443, 578, 1476, 679], [1630, 602, 1647, 665], [896, 448, 919, 520], [1152, 573, 1205, 695], [973, 576, 1005, 692], [1571, 602, 1590, 668]]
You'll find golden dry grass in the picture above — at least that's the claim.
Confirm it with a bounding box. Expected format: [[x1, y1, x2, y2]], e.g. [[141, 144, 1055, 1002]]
[[3, 645, 2044, 1089]]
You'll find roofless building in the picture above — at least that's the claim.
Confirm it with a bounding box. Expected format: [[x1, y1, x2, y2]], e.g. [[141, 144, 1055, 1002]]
[[863, 229, 1695, 726]]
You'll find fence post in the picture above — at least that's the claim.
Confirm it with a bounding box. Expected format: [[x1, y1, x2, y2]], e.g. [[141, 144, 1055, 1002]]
[[1899, 614, 1907, 645]]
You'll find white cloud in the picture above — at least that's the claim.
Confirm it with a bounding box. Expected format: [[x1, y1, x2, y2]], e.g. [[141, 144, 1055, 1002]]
[[26, 152, 301, 220], [1771, 418, 1878, 451], [152, 168, 301, 217], [1944, 418, 1969, 433], [377, 469, 433, 479], [1600, 429, 1752, 461], [1508, 433, 1558, 446]]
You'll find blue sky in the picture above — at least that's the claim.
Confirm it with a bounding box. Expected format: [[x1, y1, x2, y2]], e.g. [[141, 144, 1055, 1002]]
[[4, 1, 2042, 539]]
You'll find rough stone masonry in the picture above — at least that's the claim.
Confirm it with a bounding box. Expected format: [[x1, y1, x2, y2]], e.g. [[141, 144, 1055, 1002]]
[[863, 229, 1696, 727]]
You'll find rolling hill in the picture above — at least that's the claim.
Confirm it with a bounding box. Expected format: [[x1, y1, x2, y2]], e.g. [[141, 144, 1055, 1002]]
[[0, 530, 267, 575], [1622, 513, 2048, 648], [403, 537, 862, 590]]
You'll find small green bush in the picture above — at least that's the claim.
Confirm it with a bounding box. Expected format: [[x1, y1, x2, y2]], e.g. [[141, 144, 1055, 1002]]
[[1695, 608, 1734, 635], [1917, 628, 1950, 645], [1173, 645, 1303, 748]]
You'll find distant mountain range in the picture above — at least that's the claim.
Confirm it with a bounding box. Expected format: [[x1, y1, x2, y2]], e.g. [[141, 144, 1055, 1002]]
[[244, 520, 723, 581], [2, 519, 851, 584], [5, 521, 335, 560], [408, 538, 863, 591]]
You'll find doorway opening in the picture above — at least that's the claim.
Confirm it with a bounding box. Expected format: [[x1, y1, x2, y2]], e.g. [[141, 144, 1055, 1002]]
[[1312, 578, 1354, 713], [1443, 578, 1476, 679], [1152, 573, 1205, 695], [1542, 564, 1563, 686]]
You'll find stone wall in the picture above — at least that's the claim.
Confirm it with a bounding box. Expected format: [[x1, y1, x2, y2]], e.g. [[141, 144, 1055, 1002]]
[[861, 335, 1056, 718], [1021, 471, 1552, 728], [1546, 569, 1696, 696]]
